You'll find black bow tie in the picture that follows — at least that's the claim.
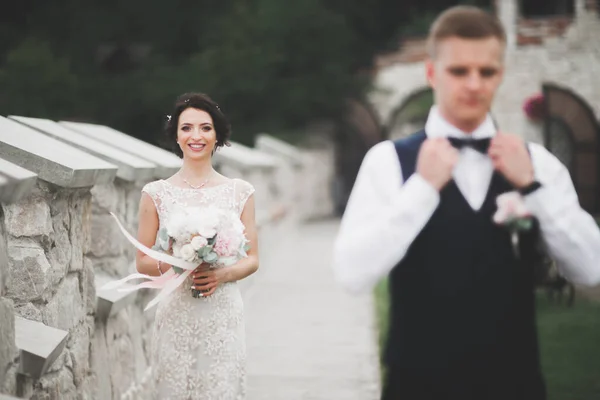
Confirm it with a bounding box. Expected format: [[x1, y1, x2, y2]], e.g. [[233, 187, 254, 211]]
[[447, 137, 491, 154]]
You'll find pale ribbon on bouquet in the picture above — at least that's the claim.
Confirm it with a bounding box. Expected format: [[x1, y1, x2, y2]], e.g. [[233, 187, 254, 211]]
[[99, 212, 199, 311]]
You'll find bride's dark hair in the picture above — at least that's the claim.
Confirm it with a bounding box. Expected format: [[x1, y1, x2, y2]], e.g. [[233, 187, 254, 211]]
[[165, 92, 231, 158]]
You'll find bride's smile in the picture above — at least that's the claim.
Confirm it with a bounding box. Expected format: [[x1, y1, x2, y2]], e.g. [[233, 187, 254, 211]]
[[177, 107, 216, 159]]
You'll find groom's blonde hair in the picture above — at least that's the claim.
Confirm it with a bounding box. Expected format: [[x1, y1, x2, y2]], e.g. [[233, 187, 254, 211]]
[[427, 5, 506, 58]]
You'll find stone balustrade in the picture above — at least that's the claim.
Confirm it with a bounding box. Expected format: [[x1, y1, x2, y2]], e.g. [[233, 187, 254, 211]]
[[0, 114, 328, 399], [0, 159, 37, 205]]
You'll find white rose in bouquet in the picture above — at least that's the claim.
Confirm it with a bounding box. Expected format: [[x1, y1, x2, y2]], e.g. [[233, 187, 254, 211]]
[[180, 244, 197, 262], [190, 235, 208, 250]]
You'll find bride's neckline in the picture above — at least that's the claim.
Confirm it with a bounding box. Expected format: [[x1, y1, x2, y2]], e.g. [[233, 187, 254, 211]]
[[160, 178, 234, 190]]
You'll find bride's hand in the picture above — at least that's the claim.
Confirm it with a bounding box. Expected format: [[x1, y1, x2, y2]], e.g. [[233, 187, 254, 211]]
[[191, 264, 224, 296]]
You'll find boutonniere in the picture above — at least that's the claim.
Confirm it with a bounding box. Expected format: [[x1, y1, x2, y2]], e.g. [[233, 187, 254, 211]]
[[492, 191, 533, 258]]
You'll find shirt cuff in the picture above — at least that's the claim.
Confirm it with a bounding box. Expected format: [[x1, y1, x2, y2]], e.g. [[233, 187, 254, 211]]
[[398, 173, 440, 210], [523, 185, 564, 222]]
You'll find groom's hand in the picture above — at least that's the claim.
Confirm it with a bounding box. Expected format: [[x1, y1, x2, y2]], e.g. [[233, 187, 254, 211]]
[[488, 132, 535, 188], [417, 138, 459, 191]]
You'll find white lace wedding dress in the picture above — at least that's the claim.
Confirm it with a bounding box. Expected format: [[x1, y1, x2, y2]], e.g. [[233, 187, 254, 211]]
[[141, 178, 255, 400]]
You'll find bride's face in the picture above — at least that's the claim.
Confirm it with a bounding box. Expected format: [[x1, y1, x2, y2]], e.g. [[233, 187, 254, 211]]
[[177, 108, 217, 161]]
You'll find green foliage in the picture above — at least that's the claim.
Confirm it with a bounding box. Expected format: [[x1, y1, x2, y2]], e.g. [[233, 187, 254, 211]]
[[0, 38, 79, 118], [0, 0, 494, 145]]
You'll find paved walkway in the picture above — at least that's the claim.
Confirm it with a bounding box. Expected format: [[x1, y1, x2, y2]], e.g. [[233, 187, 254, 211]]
[[243, 219, 381, 400]]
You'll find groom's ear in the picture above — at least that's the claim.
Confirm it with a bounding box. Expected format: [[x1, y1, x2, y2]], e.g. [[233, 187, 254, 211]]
[[425, 60, 436, 89]]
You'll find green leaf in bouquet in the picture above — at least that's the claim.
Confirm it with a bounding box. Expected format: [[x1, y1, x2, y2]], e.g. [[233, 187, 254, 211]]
[[208, 237, 216, 246], [204, 251, 218, 264], [158, 228, 169, 242], [160, 240, 170, 251], [243, 243, 251, 252], [151, 244, 162, 252], [201, 246, 213, 257], [172, 266, 184, 275]]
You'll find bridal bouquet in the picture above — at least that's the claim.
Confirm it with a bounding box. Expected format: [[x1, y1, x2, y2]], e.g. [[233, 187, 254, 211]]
[[100, 207, 250, 310], [157, 206, 250, 273]]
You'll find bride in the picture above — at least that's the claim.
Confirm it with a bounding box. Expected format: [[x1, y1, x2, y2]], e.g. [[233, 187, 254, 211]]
[[136, 92, 259, 399]]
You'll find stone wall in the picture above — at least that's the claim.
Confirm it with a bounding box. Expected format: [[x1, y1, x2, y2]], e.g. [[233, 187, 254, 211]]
[[0, 121, 316, 399], [1, 182, 95, 398], [0, 206, 18, 395]]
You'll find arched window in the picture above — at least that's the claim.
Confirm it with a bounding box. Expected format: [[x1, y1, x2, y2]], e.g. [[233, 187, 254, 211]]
[[542, 83, 600, 214], [385, 87, 433, 141]]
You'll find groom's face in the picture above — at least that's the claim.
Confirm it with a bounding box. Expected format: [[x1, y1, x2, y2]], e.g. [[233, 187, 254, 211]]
[[426, 36, 504, 132]]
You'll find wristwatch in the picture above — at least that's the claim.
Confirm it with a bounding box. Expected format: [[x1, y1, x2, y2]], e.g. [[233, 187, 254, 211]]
[[518, 180, 542, 196]]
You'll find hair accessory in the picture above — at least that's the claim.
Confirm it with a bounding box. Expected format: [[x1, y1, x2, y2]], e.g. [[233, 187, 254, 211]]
[[166, 115, 171, 121]]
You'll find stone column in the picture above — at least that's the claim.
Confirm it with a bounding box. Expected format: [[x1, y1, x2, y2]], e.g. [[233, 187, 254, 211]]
[[496, 0, 519, 49]]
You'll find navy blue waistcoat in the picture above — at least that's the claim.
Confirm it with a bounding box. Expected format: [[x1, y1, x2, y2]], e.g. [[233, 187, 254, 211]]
[[384, 131, 545, 395]]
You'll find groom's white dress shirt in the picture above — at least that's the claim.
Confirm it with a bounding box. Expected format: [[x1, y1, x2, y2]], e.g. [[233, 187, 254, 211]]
[[332, 106, 600, 293]]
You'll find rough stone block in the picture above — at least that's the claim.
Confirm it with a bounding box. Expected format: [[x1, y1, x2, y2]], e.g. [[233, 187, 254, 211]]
[[6, 244, 52, 302], [82, 258, 96, 316], [89, 214, 124, 258], [14, 302, 43, 322], [0, 363, 18, 395], [67, 322, 90, 387], [48, 199, 72, 277], [0, 222, 8, 297], [14, 316, 69, 379], [76, 374, 95, 400], [90, 183, 121, 213], [35, 368, 77, 400], [3, 198, 53, 239], [0, 298, 17, 392], [42, 275, 84, 331]]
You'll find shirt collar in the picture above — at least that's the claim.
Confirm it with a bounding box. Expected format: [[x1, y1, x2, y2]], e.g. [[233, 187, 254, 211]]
[[424, 105, 497, 140]]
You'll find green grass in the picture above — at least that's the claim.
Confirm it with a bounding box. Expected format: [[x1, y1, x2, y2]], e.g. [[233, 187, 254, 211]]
[[374, 279, 600, 400]]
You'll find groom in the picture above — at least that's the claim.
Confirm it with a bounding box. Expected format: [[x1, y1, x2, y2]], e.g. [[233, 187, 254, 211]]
[[333, 5, 600, 400]]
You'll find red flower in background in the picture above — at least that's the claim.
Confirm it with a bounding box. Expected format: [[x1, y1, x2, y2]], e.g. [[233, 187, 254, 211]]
[[523, 93, 546, 121]]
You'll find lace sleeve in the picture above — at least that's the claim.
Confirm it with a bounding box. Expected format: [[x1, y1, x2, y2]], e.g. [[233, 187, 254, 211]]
[[234, 179, 255, 216], [141, 180, 163, 213]]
